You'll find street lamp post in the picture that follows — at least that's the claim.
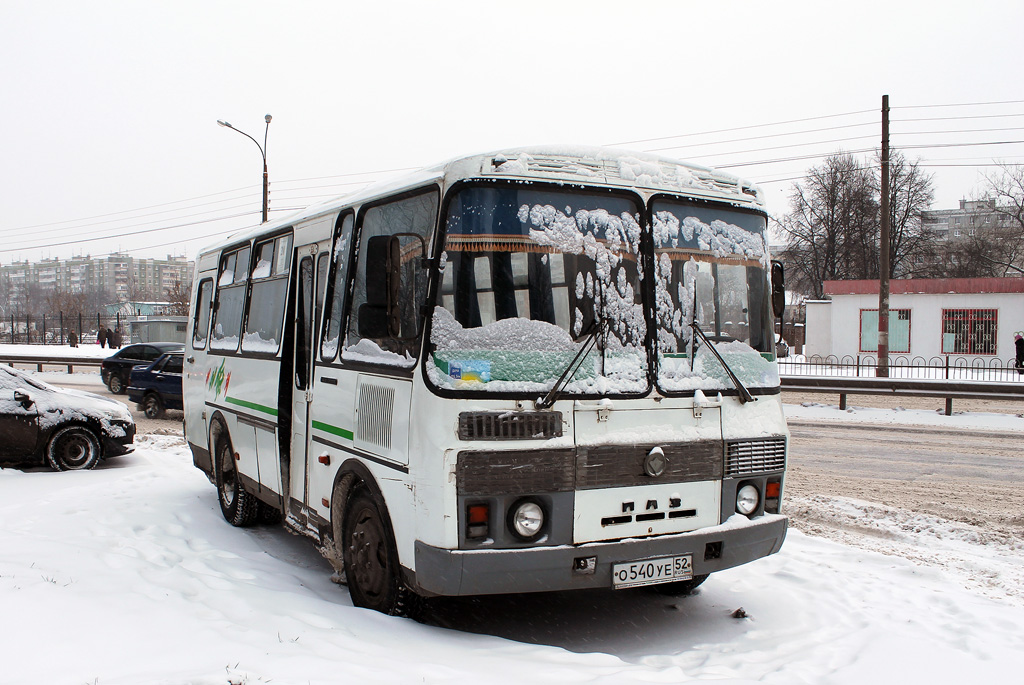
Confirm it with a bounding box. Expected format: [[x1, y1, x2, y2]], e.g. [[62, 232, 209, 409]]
[[217, 114, 273, 223]]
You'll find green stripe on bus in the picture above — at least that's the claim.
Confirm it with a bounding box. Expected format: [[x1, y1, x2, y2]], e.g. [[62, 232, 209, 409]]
[[312, 420, 354, 441], [225, 396, 279, 416]]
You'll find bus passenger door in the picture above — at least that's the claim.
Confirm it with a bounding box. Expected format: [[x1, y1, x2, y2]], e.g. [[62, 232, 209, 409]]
[[287, 249, 324, 528]]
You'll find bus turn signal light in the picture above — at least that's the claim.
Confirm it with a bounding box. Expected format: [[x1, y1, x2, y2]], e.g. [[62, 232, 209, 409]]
[[467, 504, 489, 540]]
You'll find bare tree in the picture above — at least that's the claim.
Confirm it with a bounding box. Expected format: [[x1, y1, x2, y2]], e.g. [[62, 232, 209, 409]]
[[774, 153, 878, 298], [980, 163, 1024, 274], [879, 152, 937, 278], [165, 279, 191, 315]]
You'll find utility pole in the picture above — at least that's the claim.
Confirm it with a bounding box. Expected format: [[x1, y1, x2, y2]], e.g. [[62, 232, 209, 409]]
[[877, 95, 891, 377]]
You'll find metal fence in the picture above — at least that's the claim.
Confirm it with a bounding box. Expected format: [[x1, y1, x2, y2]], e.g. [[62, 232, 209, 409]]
[[779, 354, 1024, 384], [0, 313, 132, 347]]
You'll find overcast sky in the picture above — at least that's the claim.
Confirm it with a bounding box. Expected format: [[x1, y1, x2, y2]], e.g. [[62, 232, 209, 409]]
[[2, 0, 1022, 263]]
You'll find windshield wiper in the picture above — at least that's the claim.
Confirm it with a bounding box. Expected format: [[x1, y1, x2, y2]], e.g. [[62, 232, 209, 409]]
[[688, 283, 754, 403], [535, 318, 603, 410], [690, 320, 755, 403]]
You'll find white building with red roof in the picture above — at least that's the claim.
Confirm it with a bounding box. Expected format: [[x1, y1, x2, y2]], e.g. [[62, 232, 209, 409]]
[[804, 277, 1024, 361]]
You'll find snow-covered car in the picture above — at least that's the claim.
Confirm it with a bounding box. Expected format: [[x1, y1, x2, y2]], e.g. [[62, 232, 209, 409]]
[[127, 352, 183, 419], [0, 365, 135, 471], [101, 342, 183, 394]]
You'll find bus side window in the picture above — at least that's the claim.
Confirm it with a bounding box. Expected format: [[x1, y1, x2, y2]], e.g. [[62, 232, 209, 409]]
[[192, 279, 213, 349], [211, 245, 251, 352], [321, 213, 355, 362], [242, 233, 292, 354], [344, 190, 438, 364]]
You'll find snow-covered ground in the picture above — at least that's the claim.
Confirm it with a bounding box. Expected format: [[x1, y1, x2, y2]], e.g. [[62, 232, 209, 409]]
[[785, 398, 1024, 432], [2, 420, 1023, 683], [2, 353, 1023, 683]]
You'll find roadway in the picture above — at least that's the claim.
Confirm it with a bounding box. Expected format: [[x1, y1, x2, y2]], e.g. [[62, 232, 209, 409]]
[[42, 372, 1024, 534]]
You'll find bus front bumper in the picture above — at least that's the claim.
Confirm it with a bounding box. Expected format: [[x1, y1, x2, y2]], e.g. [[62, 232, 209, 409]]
[[413, 513, 787, 597]]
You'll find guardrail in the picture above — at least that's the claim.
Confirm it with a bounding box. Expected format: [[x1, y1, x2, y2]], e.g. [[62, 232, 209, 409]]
[[3, 353, 1021, 416], [0, 355, 103, 373], [780, 375, 1024, 415]]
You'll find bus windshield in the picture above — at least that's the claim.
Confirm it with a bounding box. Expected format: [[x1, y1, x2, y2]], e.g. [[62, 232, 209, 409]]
[[426, 185, 778, 396], [428, 185, 648, 395], [651, 199, 778, 393]]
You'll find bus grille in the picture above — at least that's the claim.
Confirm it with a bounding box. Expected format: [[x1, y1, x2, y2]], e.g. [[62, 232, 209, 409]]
[[725, 437, 786, 476], [458, 411, 562, 440]]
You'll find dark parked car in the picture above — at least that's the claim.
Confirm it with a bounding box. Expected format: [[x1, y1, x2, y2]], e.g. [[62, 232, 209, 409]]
[[127, 352, 183, 419], [0, 365, 135, 471], [101, 342, 183, 394]]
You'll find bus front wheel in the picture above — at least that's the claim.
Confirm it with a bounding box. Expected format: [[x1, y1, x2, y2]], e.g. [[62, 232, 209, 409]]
[[342, 488, 417, 616], [648, 573, 709, 596]]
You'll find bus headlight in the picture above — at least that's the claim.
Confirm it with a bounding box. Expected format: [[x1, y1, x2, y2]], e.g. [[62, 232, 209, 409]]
[[736, 485, 760, 516], [508, 499, 545, 540]]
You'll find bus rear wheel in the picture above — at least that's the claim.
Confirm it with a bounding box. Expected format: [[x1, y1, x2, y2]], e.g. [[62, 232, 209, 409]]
[[214, 436, 258, 527], [342, 489, 418, 616]]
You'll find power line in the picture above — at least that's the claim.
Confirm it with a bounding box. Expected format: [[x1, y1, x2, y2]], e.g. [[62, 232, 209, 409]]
[[895, 99, 1024, 109], [8, 100, 1024, 257], [896, 113, 1024, 123], [610, 109, 877, 147], [0, 211, 263, 255]]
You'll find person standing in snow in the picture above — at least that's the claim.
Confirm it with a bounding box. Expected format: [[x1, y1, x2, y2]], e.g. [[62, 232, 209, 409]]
[[97, 328, 106, 348], [1015, 332, 1024, 375]]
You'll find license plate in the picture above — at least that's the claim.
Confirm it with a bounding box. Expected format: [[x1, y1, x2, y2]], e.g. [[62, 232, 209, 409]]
[[612, 555, 692, 589]]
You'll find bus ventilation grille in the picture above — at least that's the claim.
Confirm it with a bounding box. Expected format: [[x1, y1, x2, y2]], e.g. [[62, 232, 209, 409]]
[[725, 437, 787, 477], [458, 411, 563, 441], [357, 384, 395, 450]]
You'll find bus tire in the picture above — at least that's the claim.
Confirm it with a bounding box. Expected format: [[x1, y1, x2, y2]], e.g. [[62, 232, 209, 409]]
[[214, 435, 258, 527], [46, 425, 101, 471], [648, 573, 709, 596], [342, 487, 418, 617]]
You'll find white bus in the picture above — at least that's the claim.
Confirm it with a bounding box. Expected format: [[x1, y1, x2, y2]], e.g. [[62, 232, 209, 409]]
[[184, 146, 789, 616]]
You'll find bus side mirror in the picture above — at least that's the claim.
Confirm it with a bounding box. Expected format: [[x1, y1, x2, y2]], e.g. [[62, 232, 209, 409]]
[[771, 260, 785, 320], [360, 233, 428, 340], [359, 235, 398, 338]]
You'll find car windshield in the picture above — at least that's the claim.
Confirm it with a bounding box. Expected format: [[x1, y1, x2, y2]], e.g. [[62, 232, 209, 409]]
[[651, 199, 778, 392], [428, 184, 648, 395], [0, 366, 55, 393]]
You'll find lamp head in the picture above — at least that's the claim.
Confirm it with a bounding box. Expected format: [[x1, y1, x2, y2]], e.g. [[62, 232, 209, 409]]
[[265, 114, 272, 124], [217, 120, 232, 128]]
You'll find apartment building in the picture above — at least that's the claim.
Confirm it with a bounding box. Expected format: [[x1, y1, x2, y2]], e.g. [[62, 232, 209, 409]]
[[0, 253, 192, 311]]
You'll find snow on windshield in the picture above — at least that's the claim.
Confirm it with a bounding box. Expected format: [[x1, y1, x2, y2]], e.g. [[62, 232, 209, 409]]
[[522, 203, 646, 348], [653, 211, 768, 266], [428, 188, 777, 396], [429, 193, 649, 394], [659, 340, 779, 392]]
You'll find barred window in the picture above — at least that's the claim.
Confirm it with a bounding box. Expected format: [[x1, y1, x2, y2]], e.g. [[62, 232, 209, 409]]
[[942, 309, 997, 355]]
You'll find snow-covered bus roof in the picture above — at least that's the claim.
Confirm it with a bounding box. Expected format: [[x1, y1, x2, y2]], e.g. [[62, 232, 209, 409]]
[[198, 145, 764, 257]]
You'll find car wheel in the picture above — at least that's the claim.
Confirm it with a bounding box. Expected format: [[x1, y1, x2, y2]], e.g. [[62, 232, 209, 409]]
[[46, 425, 101, 471], [342, 488, 419, 616], [143, 393, 164, 419], [108, 374, 125, 394], [214, 436, 258, 527], [647, 573, 710, 596]]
